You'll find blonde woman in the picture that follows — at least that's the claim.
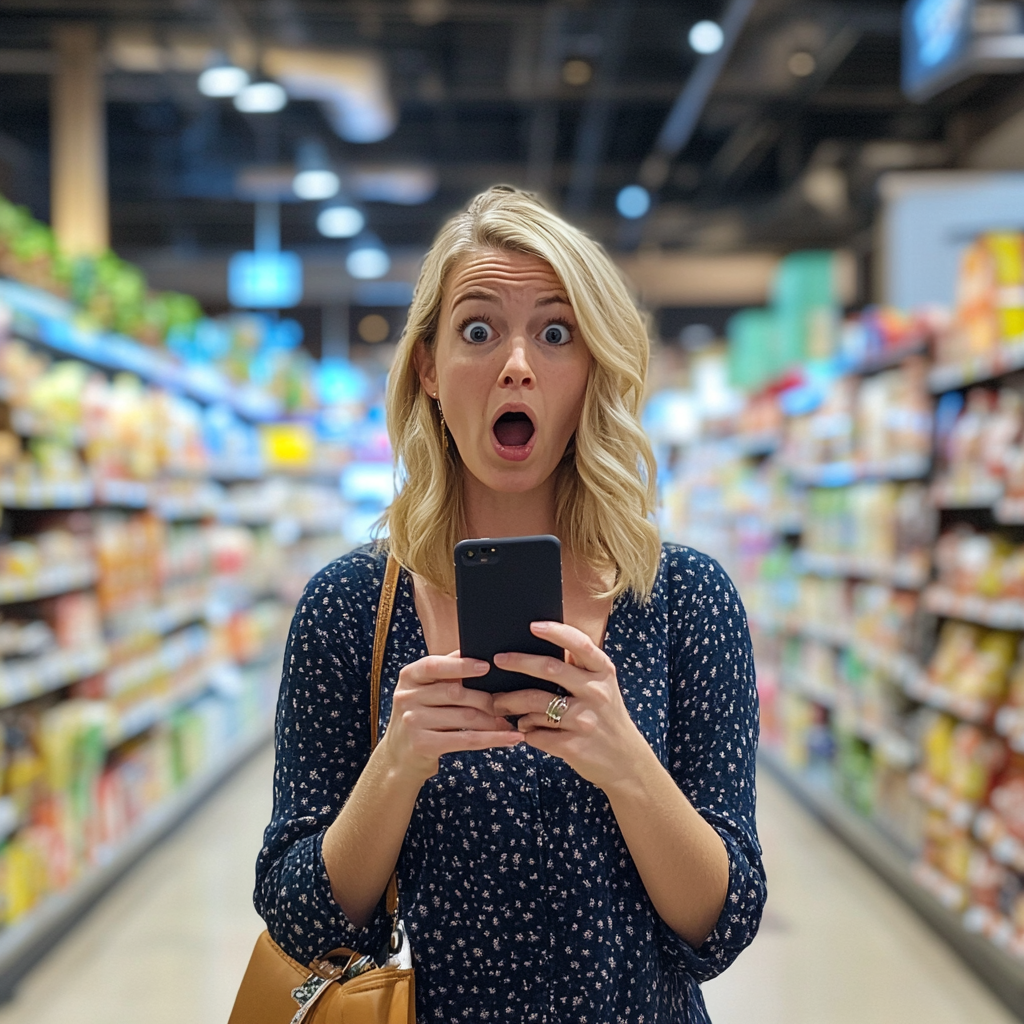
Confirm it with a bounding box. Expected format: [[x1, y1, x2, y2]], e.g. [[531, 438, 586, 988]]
[[255, 186, 765, 1023]]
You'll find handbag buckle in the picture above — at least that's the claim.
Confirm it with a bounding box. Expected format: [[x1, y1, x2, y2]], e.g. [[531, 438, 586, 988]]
[[289, 975, 335, 1024], [289, 952, 377, 1023]]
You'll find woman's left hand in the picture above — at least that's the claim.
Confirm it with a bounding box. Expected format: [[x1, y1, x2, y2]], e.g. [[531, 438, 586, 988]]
[[491, 621, 650, 792]]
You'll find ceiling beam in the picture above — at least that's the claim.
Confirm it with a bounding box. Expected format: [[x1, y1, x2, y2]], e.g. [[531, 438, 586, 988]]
[[638, 0, 756, 192]]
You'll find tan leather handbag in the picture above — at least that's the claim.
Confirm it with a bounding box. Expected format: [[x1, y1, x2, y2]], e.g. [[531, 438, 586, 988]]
[[228, 555, 415, 1024]]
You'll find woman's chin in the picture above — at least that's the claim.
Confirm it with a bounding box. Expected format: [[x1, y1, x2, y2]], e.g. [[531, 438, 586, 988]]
[[465, 452, 557, 495]]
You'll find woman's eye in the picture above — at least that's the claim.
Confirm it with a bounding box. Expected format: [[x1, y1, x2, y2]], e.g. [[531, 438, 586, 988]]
[[542, 323, 571, 345], [461, 321, 493, 344]]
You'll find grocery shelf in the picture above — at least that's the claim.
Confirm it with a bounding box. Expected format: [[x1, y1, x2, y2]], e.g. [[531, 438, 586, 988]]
[[0, 279, 280, 422], [734, 432, 780, 457], [929, 342, 1024, 394], [787, 455, 930, 488], [931, 480, 1004, 511], [0, 644, 108, 710], [781, 675, 917, 767], [0, 564, 97, 604], [0, 721, 272, 1002], [845, 340, 929, 375], [759, 748, 1024, 1018], [901, 671, 992, 725], [923, 585, 1024, 631], [797, 551, 929, 589]]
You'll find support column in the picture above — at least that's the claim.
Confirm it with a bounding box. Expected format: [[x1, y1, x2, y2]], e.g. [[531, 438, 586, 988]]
[[50, 24, 108, 255]]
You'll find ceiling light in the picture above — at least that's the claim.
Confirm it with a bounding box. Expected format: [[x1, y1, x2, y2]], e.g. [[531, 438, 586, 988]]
[[347, 245, 391, 280], [358, 314, 391, 343], [616, 185, 651, 220], [562, 59, 593, 86], [318, 205, 365, 238], [688, 21, 724, 55], [234, 81, 288, 113], [788, 51, 817, 77], [294, 169, 341, 200], [198, 63, 250, 97], [293, 139, 340, 200]]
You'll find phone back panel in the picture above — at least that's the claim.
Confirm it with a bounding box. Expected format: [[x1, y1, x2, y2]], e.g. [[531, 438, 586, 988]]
[[455, 535, 564, 693]]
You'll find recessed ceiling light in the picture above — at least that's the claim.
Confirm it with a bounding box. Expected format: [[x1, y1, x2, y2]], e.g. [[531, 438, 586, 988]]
[[688, 21, 724, 55], [347, 246, 391, 280], [616, 185, 651, 220], [294, 169, 341, 201], [234, 81, 288, 113], [562, 59, 593, 86], [317, 206, 366, 238], [788, 51, 817, 77], [198, 64, 250, 97]]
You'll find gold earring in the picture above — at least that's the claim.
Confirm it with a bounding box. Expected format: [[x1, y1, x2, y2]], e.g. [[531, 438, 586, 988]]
[[437, 398, 449, 456]]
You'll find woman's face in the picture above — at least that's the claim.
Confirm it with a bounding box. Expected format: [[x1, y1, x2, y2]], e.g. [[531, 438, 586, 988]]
[[418, 248, 592, 495]]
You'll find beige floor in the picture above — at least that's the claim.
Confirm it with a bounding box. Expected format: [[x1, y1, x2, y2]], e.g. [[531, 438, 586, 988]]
[[0, 747, 1014, 1024]]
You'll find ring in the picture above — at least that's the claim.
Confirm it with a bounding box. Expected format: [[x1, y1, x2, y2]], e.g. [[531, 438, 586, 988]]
[[545, 695, 570, 725]]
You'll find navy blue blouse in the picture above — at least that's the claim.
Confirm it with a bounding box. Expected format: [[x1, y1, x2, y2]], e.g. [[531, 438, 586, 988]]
[[255, 542, 765, 1023]]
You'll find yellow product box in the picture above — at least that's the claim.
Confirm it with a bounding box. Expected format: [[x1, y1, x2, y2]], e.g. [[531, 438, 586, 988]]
[[986, 232, 1024, 341]]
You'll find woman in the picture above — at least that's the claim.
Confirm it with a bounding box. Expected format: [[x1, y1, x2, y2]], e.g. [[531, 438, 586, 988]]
[[255, 185, 765, 1023]]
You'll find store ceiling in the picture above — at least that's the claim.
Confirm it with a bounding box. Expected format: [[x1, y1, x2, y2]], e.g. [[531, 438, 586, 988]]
[[0, 0, 1022, 325]]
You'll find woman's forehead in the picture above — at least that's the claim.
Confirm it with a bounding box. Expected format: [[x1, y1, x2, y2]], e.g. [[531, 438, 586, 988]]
[[444, 248, 567, 300]]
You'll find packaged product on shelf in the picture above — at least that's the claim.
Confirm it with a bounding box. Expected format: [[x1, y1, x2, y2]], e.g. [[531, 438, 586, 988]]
[[926, 622, 1017, 709], [802, 482, 934, 583], [941, 231, 1024, 367], [838, 306, 936, 366]]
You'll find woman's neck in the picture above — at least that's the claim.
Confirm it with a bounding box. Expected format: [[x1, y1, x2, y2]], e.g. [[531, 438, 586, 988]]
[[462, 471, 558, 540]]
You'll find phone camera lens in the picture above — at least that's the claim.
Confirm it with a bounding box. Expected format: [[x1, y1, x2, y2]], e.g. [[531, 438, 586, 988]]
[[466, 550, 475, 558]]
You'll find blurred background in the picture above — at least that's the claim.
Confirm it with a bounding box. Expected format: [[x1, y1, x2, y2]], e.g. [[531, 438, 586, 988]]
[[0, 1, 1023, 1021]]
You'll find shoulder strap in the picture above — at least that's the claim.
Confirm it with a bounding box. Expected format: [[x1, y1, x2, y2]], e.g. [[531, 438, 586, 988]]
[[371, 553, 401, 749], [370, 552, 401, 917]]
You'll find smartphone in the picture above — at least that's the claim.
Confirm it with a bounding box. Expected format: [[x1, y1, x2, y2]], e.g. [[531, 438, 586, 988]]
[[454, 534, 564, 693]]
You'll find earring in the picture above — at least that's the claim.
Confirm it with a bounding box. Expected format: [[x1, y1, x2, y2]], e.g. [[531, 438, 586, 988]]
[[436, 398, 450, 456]]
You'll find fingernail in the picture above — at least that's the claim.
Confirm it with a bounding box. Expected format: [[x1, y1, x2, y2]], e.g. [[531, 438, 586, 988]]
[[493, 652, 509, 664], [531, 621, 549, 632], [472, 661, 490, 672]]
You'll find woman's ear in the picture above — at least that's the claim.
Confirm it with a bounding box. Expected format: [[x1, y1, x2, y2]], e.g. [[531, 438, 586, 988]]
[[414, 340, 439, 398]]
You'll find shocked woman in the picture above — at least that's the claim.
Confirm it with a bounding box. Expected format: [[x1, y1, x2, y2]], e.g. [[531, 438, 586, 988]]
[[255, 185, 766, 1023]]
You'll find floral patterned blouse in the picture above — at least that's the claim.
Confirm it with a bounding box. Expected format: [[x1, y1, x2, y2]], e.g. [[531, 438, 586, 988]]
[[255, 542, 765, 1023]]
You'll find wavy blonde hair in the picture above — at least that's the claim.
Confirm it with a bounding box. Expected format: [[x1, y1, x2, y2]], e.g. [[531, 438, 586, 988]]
[[382, 185, 660, 602]]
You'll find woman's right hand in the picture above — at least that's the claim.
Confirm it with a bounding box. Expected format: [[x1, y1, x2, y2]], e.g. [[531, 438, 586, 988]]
[[379, 652, 522, 784]]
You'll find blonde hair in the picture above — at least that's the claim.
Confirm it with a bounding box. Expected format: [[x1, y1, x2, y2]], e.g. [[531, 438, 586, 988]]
[[382, 185, 660, 602]]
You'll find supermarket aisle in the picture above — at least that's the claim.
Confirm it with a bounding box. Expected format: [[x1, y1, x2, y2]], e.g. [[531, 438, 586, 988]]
[[0, 749, 1014, 1024], [703, 770, 1015, 1024], [0, 743, 275, 1024]]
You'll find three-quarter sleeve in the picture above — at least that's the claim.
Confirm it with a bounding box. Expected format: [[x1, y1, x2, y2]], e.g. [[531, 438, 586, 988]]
[[253, 552, 393, 964], [658, 547, 767, 983]]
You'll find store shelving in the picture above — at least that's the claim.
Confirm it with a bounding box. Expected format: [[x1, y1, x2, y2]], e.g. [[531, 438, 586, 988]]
[[0, 272, 374, 994], [929, 341, 1024, 394], [0, 563, 97, 604], [656, 230, 1024, 1013], [760, 749, 1024, 1016], [0, 721, 270, 1001], [923, 585, 1024, 631], [0, 279, 280, 422], [786, 455, 931, 488]]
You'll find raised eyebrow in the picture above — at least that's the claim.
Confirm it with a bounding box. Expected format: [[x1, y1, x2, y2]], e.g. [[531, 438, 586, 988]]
[[450, 289, 499, 308], [536, 295, 571, 308]]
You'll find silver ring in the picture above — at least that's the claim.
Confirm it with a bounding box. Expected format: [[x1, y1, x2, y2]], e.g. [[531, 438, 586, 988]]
[[545, 695, 569, 725]]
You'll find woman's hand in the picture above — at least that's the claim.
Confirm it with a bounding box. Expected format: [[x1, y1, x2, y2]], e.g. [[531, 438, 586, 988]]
[[380, 651, 523, 786], [491, 622, 650, 791]]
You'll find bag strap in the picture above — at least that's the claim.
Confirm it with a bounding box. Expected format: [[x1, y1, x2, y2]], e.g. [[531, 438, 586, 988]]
[[371, 552, 401, 918]]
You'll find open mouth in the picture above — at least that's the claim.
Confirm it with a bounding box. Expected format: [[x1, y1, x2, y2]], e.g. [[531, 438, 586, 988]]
[[492, 411, 535, 448]]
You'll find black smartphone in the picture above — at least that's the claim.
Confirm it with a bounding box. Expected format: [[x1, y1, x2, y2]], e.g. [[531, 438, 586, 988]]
[[454, 534, 564, 693]]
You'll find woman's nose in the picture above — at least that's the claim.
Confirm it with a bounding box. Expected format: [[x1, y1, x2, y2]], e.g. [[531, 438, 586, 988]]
[[499, 340, 533, 388]]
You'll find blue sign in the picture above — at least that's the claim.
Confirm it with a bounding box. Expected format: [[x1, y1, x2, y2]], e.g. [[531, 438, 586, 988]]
[[902, 0, 975, 99], [228, 251, 303, 309]]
